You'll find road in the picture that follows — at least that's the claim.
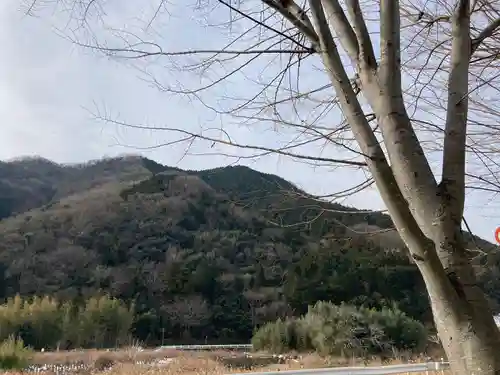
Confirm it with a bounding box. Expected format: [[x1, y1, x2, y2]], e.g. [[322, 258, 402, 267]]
[[227, 362, 450, 375]]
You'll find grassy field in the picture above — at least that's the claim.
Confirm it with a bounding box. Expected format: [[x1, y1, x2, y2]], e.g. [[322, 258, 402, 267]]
[[16, 348, 452, 375]]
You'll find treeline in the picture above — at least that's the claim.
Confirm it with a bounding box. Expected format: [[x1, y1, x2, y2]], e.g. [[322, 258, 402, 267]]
[[0, 295, 133, 350], [0, 294, 429, 358], [252, 301, 428, 357]]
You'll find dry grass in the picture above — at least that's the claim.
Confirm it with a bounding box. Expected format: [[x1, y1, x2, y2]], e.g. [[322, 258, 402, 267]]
[[30, 348, 182, 366], [20, 349, 452, 375]]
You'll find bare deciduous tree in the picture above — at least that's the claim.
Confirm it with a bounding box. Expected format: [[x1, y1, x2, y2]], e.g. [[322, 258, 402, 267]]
[[24, 0, 500, 373], [162, 295, 211, 336]]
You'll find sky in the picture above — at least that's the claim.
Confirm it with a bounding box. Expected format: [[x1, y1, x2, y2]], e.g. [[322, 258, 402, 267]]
[[0, 0, 498, 242]]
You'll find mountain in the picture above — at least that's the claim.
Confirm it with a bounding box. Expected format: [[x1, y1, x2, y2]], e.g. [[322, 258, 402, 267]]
[[0, 155, 498, 345]]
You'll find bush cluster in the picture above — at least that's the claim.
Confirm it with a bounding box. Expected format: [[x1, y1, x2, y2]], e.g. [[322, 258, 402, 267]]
[[251, 301, 427, 357], [0, 295, 134, 350], [0, 336, 33, 370]]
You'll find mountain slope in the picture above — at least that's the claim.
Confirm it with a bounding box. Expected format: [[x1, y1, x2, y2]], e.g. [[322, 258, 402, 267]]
[[0, 155, 155, 219], [0, 155, 498, 344]]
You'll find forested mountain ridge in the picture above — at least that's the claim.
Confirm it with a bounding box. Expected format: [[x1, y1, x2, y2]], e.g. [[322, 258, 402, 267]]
[[0, 155, 498, 345]]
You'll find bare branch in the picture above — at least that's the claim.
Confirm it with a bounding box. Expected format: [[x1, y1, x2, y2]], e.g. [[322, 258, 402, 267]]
[[320, 0, 359, 63], [96, 110, 367, 167], [440, 0, 471, 224], [379, 0, 402, 97], [471, 17, 500, 54], [345, 0, 377, 68], [262, 0, 320, 48], [217, 0, 311, 50]]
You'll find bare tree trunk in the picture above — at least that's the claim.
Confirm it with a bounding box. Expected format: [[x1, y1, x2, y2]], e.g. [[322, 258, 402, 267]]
[[306, 1, 500, 374], [421, 250, 500, 375]]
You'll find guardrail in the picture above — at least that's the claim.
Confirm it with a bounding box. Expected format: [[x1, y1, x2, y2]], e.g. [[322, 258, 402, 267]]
[[226, 361, 450, 375], [158, 344, 253, 350]]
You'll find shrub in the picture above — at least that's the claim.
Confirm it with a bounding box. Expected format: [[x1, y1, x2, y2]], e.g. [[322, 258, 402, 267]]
[[372, 306, 428, 352], [252, 301, 427, 357], [0, 294, 134, 350], [93, 354, 116, 371], [76, 296, 134, 348], [0, 336, 33, 370], [252, 319, 294, 353]]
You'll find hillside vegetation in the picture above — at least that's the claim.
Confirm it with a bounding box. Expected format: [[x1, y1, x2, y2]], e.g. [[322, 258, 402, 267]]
[[0, 155, 498, 347]]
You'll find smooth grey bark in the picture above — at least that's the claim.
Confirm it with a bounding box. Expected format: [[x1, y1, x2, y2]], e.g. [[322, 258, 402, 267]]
[[272, 0, 500, 374]]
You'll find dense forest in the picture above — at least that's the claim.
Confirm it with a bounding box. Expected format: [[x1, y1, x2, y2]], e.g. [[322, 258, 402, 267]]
[[0, 155, 498, 347]]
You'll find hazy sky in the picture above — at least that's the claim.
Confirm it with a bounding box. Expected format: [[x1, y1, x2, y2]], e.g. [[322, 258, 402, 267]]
[[0, 0, 498, 241]]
